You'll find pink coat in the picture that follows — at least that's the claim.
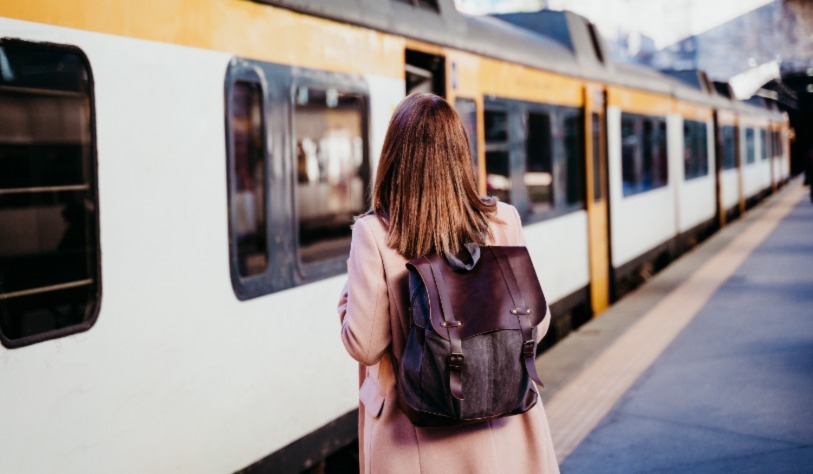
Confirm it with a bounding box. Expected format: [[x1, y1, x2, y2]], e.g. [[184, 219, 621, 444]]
[[338, 202, 559, 473]]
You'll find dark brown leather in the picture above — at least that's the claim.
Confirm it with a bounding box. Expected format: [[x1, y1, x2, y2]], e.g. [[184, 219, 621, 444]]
[[406, 246, 548, 341], [426, 256, 466, 400], [491, 247, 543, 387]]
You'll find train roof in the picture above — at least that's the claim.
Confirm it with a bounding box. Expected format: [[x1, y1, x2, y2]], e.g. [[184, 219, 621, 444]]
[[251, 0, 585, 76], [250, 0, 783, 120]]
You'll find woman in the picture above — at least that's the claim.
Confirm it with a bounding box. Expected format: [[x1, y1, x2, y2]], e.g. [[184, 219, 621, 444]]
[[338, 93, 558, 473]]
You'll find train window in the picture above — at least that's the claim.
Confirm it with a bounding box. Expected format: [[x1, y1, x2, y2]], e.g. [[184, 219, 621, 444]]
[[525, 112, 553, 213], [485, 110, 511, 203], [721, 125, 737, 170], [455, 98, 479, 173], [745, 128, 756, 164], [293, 86, 369, 267], [0, 41, 100, 348], [683, 120, 708, 180], [760, 129, 769, 161], [591, 113, 603, 201], [564, 111, 585, 206], [229, 81, 268, 277], [621, 113, 668, 196]]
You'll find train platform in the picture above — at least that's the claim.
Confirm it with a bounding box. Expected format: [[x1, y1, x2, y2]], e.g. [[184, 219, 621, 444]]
[[537, 179, 813, 473]]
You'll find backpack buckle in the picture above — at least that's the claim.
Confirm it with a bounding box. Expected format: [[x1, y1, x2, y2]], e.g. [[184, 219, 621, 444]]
[[511, 308, 532, 316], [440, 320, 462, 328], [448, 352, 465, 370], [522, 339, 536, 357]]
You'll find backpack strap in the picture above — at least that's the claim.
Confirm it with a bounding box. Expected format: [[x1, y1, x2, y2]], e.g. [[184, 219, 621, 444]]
[[490, 247, 544, 387], [425, 256, 466, 401]]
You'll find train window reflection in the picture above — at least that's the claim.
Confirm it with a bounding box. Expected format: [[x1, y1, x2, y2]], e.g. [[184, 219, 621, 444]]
[[683, 120, 708, 180], [230, 81, 268, 277], [759, 129, 768, 161], [721, 125, 737, 170], [0, 41, 99, 348], [294, 86, 368, 266], [485, 110, 511, 203], [525, 112, 553, 213], [564, 111, 585, 206], [621, 113, 668, 196], [745, 128, 756, 164]]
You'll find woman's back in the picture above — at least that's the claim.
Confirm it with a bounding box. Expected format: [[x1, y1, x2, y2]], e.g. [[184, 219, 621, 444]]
[[337, 93, 559, 473]]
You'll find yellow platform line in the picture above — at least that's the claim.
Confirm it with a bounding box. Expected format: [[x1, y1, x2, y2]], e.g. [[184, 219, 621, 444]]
[[545, 182, 806, 463]]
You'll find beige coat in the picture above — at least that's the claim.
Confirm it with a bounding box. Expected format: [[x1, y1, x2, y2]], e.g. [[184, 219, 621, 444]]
[[338, 202, 559, 473]]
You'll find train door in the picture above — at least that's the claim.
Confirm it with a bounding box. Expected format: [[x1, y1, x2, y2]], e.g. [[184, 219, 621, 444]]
[[584, 84, 610, 315], [405, 49, 445, 97]]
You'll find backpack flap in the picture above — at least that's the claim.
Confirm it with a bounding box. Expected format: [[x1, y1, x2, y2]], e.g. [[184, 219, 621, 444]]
[[406, 246, 547, 341]]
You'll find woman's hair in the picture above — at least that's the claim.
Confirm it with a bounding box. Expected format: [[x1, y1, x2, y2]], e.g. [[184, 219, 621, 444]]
[[371, 93, 498, 259]]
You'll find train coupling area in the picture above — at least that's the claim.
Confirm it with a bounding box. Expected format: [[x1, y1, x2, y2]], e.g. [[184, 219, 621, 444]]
[[538, 179, 813, 472]]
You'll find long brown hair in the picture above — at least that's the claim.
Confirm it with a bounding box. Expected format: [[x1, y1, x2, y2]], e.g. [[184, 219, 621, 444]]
[[372, 93, 497, 259]]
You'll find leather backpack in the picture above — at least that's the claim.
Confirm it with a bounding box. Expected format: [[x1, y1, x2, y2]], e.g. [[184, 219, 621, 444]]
[[395, 245, 547, 427]]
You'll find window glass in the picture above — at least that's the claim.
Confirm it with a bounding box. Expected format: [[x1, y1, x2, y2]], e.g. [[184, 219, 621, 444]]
[[564, 111, 585, 206], [525, 112, 553, 213], [454, 98, 478, 173], [621, 114, 640, 196], [760, 129, 768, 161], [745, 128, 756, 164], [683, 120, 708, 180], [294, 86, 368, 265], [485, 110, 511, 203], [230, 81, 267, 277], [721, 125, 737, 170], [0, 42, 99, 347], [591, 113, 603, 201], [621, 113, 668, 196]]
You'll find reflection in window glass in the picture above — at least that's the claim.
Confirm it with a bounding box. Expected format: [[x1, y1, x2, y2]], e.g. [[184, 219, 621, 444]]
[[760, 129, 768, 161], [683, 120, 708, 180], [230, 81, 267, 277], [485, 151, 511, 204], [721, 125, 737, 170], [294, 86, 368, 265], [454, 98, 478, 173], [525, 113, 553, 213], [591, 113, 603, 201], [485, 110, 511, 203], [0, 42, 99, 346], [564, 111, 585, 206], [485, 109, 508, 142], [621, 113, 668, 196], [745, 128, 756, 164]]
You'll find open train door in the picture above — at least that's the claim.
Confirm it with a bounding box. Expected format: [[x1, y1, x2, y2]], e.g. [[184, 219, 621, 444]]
[[584, 84, 610, 315]]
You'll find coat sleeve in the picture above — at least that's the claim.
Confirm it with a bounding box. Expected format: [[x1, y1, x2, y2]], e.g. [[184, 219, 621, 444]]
[[339, 218, 391, 366], [510, 205, 528, 246]]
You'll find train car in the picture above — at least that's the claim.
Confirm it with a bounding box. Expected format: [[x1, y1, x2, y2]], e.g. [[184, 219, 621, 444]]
[[0, 1, 791, 472]]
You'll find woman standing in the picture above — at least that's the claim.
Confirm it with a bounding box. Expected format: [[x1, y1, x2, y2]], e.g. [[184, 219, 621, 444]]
[[338, 93, 559, 473]]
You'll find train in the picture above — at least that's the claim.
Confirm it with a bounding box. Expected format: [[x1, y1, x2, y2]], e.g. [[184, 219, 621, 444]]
[[0, 0, 791, 472]]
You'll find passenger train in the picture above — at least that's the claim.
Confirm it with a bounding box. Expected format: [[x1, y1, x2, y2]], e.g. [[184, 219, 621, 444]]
[[0, 0, 791, 472]]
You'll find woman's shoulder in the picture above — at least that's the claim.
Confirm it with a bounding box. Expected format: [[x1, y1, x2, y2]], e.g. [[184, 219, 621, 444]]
[[486, 200, 524, 246]]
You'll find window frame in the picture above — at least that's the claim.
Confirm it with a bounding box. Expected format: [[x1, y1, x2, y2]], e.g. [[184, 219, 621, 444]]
[[225, 62, 274, 300], [0, 39, 102, 349]]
